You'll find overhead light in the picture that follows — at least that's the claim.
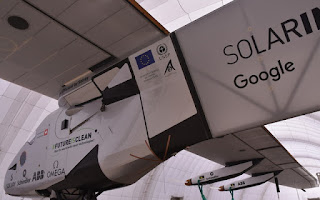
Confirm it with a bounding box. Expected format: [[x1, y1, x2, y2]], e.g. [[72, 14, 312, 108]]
[[7, 16, 29, 30]]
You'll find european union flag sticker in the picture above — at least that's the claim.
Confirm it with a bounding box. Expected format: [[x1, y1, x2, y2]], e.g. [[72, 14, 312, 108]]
[[135, 50, 155, 70]]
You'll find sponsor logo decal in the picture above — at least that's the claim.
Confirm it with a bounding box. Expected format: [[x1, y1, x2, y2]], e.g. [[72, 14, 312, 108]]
[[135, 50, 155, 69], [222, 7, 320, 89], [233, 60, 294, 89], [164, 60, 176, 75], [16, 169, 45, 185], [35, 129, 49, 140], [52, 133, 93, 152], [157, 43, 167, 55], [6, 174, 15, 189], [53, 160, 59, 169], [238, 181, 245, 186], [157, 43, 170, 60], [17, 178, 30, 185], [32, 170, 44, 182], [44, 129, 48, 136], [6, 181, 15, 189], [17, 169, 31, 186], [47, 168, 65, 178], [47, 160, 65, 178]]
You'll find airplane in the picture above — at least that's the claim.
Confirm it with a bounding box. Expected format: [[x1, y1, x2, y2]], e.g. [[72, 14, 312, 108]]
[[2, 0, 320, 199]]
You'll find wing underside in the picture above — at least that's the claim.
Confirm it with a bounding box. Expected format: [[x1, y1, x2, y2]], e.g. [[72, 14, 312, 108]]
[[188, 126, 318, 189], [0, 0, 167, 99]]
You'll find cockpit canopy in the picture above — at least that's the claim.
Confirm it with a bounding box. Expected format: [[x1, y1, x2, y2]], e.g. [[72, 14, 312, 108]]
[[58, 60, 136, 108]]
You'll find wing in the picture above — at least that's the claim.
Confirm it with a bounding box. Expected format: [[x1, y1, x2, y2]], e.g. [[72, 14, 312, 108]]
[[0, 0, 168, 99], [187, 126, 318, 189]]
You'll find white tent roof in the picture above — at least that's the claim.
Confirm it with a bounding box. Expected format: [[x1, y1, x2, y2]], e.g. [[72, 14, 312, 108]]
[[0, 0, 319, 200], [0, 79, 58, 200], [139, 0, 234, 32]]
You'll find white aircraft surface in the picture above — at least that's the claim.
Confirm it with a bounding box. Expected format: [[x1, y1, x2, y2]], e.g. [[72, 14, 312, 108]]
[[1, 0, 319, 199]]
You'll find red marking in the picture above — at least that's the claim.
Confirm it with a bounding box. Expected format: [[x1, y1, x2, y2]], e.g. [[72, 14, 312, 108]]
[[44, 129, 48, 136]]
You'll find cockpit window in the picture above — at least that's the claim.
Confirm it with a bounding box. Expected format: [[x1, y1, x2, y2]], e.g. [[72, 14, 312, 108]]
[[63, 67, 119, 107], [62, 60, 135, 107], [64, 82, 101, 106], [92, 62, 133, 92], [93, 67, 119, 91], [20, 151, 26, 166], [9, 164, 16, 170], [61, 119, 69, 130], [102, 79, 139, 105], [91, 62, 138, 105]]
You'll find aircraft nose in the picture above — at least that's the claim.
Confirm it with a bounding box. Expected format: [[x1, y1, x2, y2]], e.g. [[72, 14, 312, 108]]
[[4, 163, 17, 193], [4, 170, 11, 192]]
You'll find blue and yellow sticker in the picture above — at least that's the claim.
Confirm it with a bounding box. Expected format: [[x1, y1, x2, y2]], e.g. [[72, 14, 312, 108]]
[[135, 50, 155, 70]]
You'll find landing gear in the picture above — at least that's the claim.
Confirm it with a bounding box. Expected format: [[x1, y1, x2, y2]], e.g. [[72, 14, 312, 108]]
[[53, 189, 99, 200], [83, 192, 97, 200]]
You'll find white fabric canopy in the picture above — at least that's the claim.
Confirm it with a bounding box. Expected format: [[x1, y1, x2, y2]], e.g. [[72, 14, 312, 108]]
[[0, 0, 319, 199]]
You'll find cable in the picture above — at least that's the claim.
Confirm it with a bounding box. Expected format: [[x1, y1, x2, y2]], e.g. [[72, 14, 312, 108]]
[[197, 180, 207, 200], [176, 0, 192, 22], [229, 187, 234, 200]]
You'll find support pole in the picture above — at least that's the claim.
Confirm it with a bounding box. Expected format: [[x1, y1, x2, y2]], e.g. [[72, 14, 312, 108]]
[[275, 177, 280, 200]]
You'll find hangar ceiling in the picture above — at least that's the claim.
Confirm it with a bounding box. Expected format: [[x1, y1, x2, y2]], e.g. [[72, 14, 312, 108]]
[[0, 0, 166, 99], [0, 0, 319, 199]]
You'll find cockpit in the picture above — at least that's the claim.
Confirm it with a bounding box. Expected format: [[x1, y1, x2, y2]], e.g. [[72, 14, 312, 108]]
[[58, 59, 139, 111]]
